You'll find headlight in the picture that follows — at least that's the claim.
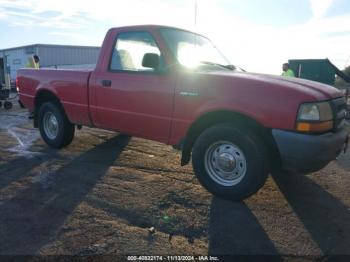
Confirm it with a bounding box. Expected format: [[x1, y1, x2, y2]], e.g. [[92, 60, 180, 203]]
[[298, 102, 332, 121], [296, 102, 333, 132]]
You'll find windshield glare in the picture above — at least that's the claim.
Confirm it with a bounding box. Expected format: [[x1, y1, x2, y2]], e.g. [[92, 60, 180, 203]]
[[160, 28, 230, 69]]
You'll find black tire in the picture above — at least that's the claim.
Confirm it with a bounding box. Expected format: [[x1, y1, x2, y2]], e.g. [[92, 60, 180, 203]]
[[0, 101, 2, 108], [4, 101, 12, 110], [192, 124, 269, 200], [38, 101, 75, 148]]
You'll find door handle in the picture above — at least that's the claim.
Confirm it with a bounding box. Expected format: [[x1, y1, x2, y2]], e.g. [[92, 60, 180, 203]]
[[100, 79, 112, 87]]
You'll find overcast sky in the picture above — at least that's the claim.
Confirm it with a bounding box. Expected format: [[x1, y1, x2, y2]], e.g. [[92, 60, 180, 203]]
[[0, 0, 349, 74]]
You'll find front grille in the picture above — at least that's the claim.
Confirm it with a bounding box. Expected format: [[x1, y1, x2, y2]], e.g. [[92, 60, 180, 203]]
[[331, 97, 347, 131]]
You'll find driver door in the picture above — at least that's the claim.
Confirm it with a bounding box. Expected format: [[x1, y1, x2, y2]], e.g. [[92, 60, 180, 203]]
[[92, 31, 176, 143]]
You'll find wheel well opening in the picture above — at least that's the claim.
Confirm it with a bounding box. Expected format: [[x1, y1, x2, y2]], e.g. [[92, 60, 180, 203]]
[[34, 90, 60, 127], [181, 111, 280, 167]]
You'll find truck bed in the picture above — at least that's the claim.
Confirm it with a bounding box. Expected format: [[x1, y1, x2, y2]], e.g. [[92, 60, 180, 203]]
[[17, 68, 93, 126]]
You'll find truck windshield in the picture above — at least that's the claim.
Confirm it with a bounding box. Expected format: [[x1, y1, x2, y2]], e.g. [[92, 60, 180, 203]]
[[160, 28, 232, 70]]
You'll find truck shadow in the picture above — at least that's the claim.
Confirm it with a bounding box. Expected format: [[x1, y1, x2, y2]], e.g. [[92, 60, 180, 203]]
[[0, 134, 130, 255], [208, 197, 280, 256], [272, 171, 350, 255], [0, 148, 65, 191]]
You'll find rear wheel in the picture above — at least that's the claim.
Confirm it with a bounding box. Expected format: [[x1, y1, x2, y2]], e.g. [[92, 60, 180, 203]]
[[192, 124, 269, 200], [38, 101, 75, 148]]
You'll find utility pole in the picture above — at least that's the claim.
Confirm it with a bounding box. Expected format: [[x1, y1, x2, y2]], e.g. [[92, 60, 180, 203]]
[[345, 55, 350, 68], [194, 0, 197, 26]]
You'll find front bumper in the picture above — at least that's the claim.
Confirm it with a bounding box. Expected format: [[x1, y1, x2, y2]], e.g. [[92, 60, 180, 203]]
[[272, 128, 349, 173]]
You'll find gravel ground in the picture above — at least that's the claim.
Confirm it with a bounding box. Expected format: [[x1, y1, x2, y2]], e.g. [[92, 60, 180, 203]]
[[0, 104, 349, 259]]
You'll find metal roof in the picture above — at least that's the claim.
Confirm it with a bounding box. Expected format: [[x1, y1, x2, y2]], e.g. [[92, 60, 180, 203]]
[[0, 43, 100, 52]]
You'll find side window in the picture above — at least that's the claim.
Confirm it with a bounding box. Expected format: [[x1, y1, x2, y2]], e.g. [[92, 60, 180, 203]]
[[110, 31, 164, 72]]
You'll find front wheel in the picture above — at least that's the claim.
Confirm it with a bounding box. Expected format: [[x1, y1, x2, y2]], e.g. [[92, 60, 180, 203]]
[[192, 124, 269, 200], [38, 101, 75, 148]]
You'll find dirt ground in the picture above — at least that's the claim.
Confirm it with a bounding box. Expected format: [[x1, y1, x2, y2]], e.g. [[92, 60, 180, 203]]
[[0, 103, 349, 259]]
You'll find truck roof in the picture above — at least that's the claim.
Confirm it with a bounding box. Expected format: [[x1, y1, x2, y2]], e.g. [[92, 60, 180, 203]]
[[108, 24, 205, 37]]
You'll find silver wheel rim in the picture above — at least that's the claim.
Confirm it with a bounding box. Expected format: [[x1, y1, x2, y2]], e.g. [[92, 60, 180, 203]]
[[43, 111, 59, 140], [204, 141, 247, 186]]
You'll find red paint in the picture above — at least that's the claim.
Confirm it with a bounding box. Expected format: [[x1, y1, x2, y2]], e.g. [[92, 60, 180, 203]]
[[18, 25, 343, 145]]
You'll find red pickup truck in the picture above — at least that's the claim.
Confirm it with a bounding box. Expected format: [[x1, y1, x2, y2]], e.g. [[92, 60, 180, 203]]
[[17, 25, 349, 200]]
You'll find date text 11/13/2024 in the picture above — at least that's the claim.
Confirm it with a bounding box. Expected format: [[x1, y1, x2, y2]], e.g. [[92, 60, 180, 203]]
[[127, 255, 219, 261]]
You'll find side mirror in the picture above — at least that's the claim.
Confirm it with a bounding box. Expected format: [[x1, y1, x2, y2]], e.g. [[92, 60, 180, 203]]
[[142, 53, 160, 69]]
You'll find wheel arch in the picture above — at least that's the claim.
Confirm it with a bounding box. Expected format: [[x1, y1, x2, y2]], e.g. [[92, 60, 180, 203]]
[[181, 110, 280, 167], [34, 89, 64, 128]]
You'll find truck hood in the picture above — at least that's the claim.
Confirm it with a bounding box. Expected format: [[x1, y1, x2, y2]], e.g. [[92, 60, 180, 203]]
[[204, 71, 342, 100]]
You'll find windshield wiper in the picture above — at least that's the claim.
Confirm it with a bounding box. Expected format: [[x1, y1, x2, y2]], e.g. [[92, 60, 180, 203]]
[[199, 61, 237, 71]]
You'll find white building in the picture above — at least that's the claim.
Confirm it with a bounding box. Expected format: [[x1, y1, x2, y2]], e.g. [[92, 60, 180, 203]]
[[0, 44, 100, 86]]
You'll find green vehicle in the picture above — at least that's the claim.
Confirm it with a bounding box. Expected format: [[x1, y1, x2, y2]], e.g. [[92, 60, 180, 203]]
[[289, 59, 350, 86]]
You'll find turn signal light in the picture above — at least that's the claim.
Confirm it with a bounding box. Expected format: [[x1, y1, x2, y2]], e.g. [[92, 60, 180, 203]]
[[296, 121, 333, 133]]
